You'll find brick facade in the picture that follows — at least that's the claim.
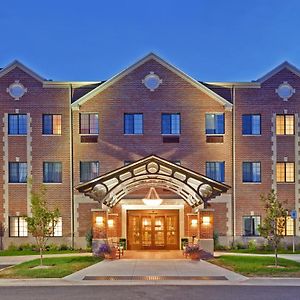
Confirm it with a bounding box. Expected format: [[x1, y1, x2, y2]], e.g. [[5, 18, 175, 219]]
[[0, 55, 299, 249]]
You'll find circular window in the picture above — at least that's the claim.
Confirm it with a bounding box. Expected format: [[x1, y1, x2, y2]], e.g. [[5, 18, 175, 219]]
[[276, 82, 295, 101], [142, 72, 162, 91], [7, 81, 27, 100]]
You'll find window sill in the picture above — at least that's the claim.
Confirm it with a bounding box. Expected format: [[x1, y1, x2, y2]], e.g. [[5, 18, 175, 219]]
[[8, 135, 27, 137], [42, 134, 62, 137], [205, 133, 224, 136], [242, 134, 261, 137], [242, 182, 261, 184], [161, 134, 180, 136], [9, 236, 28, 238], [8, 182, 27, 185], [79, 133, 99, 136], [43, 182, 63, 185], [123, 134, 144, 136]]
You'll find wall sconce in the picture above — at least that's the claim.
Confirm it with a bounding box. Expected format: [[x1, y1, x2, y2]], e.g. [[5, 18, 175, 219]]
[[108, 219, 114, 228], [191, 219, 198, 227], [95, 216, 104, 225], [202, 216, 210, 225]]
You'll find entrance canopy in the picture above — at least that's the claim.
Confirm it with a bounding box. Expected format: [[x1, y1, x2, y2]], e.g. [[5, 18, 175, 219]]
[[75, 155, 230, 208]]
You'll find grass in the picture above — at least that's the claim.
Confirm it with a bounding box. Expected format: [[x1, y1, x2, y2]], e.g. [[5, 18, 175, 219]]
[[0, 249, 86, 256], [225, 249, 300, 254], [0, 256, 102, 278], [211, 255, 300, 277]]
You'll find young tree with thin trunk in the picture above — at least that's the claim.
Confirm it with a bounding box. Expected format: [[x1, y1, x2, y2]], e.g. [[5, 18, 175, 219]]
[[25, 185, 60, 266], [258, 190, 287, 267]]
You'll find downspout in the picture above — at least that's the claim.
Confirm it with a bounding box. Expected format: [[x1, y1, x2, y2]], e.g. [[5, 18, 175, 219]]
[[232, 85, 236, 244], [69, 84, 75, 249]]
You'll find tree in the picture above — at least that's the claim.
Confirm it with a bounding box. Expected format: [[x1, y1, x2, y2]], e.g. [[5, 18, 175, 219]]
[[258, 190, 287, 267], [25, 185, 60, 266]]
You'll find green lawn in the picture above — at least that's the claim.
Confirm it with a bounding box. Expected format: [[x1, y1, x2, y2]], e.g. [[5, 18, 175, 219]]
[[0, 249, 85, 256], [0, 256, 102, 278], [211, 255, 300, 277], [225, 249, 300, 254]]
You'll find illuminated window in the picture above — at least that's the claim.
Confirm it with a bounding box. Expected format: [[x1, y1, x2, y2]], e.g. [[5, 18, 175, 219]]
[[205, 113, 224, 134], [8, 114, 27, 135], [80, 113, 99, 134], [276, 115, 294, 135], [277, 216, 294, 236], [80, 161, 99, 182], [48, 217, 63, 237], [9, 162, 27, 183], [243, 216, 260, 236], [124, 113, 143, 134], [9, 216, 28, 237], [43, 114, 61, 135], [276, 162, 294, 183]]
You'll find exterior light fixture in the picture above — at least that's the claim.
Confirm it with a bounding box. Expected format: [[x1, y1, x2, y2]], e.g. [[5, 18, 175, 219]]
[[107, 219, 114, 228], [202, 216, 210, 225], [95, 216, 104, 225], [191, 219, 198, 227], [142, 187, 162, 206]]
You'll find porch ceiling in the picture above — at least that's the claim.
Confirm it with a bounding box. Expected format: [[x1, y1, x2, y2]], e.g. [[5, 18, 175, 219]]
[[75, 155, 230, 208]]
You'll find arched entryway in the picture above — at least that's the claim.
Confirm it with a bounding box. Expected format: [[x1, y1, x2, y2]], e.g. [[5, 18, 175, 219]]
[[75, 155, 230, 254]]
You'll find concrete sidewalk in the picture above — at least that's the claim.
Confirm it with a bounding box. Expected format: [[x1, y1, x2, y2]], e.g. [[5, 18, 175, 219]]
[[64, 259, 246, 282]]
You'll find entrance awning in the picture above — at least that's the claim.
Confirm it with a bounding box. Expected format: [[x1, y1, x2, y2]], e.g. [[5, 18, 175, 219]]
[[75, 155, 230, 208]]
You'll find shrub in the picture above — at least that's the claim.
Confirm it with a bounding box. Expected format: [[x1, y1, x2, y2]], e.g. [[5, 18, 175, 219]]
[[7, 244, 18, 251], [213, 231, 219, 248], [59, 244, 69, 251], [85, 228, 93, 248], [247, 240, 257, 251]]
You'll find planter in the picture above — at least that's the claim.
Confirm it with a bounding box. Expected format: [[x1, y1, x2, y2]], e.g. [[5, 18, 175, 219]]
[[189, 253, 201, 260]]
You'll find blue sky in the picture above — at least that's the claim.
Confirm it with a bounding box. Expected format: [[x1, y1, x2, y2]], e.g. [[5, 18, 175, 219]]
[[1, 0, 300, 82]]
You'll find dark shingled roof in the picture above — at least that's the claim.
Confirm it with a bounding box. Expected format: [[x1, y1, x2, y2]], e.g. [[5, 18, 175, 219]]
[[71, 82, 105, 103], [201, 82, 233, 103]]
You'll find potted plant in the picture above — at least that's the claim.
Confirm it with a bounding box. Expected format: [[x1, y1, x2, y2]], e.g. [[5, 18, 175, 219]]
[[184, 244, 203, 260]]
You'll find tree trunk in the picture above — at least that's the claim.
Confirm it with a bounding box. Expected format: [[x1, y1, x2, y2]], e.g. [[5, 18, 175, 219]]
[[275, 246, 278, 267], [39, 247, 43, 266]]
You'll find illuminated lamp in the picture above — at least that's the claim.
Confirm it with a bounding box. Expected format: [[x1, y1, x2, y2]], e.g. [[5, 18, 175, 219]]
[[202, 216, 211, 225], [95, 216, 104, 225], [191, 219, 198, 227], [142, 187, 162, 206], [108, 219, 114, 228]]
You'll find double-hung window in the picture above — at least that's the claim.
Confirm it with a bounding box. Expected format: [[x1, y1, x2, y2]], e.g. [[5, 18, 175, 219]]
[[242, 162, 261, 183], [276, 115, 294, 135], [8, 114, 27, 135], [80, 113, 99, 134], [161, 113, 180, 135], [277, 216, 294, 236], [43, 162, 62, 183], [242, 114, 261, 135], [206, 162, 225, 182], [276, 162, 294, 183], [124, 113, 143, 134], [9, 216, 28, 237], [243, 216, 260, 236], [80, 161, 99, 182], [9, 162, 27, 183], [48, 217, 63, 237], [205, 113, 224, 134], [43, 114, 62, 135]]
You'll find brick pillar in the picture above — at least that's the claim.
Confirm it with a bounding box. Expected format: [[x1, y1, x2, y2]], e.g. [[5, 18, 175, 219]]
[[92, 210, 107, 255], [198, 209, 214, 254]]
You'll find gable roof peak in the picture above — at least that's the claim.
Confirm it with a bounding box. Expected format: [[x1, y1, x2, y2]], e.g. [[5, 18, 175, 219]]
[[257, 60, 300, 83], [0, 59, 45, 82]]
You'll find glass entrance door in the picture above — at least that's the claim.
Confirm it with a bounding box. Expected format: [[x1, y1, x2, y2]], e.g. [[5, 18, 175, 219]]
[[127, 210, 179, 250]]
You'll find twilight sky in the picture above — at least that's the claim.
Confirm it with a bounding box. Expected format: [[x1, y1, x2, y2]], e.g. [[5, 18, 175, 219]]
[[1, 0, 300, 82]]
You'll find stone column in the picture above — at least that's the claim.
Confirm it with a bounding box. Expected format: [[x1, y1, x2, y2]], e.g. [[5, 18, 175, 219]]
[[198, 209, 214, 254], [92, 210, 107, 255]]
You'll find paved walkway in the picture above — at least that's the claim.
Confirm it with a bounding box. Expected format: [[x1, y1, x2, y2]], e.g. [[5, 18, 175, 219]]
[[65, 258, 246, 282]]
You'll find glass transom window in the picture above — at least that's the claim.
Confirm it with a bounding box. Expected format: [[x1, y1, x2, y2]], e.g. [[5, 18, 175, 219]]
[[205, 113, 224, 134]]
